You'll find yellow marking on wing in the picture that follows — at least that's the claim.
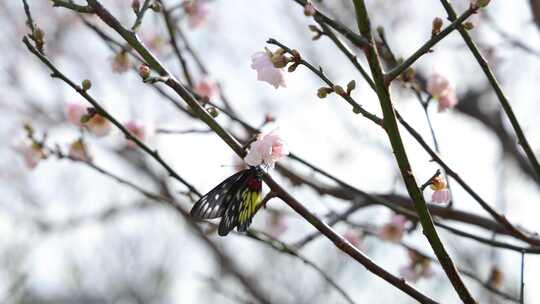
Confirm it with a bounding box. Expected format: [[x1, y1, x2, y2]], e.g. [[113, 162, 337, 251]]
[[238, 190, 261, 225]]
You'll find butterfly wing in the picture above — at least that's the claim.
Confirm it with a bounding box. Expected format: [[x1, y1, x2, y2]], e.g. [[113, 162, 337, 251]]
[[218, 169, 262, 236], [190, 169, 249, 220]]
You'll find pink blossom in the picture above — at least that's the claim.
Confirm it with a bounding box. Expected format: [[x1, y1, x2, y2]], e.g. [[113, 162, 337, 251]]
[[86, 114, 111, 137], [399, 250, 434, 282], [244, 128, 289, 168], [14, 140, 45, 169], [431, 188, 450, 204], [378, 214, 407, 242], [68, 139, 90, 161], [344, 229, 363, 249], [111, 51, 132, 73], [66, 103, 87, 127], [430, 176, 450, 204], [123, 121, 146, 148], [304, 2, 316, 16], [426, 71, 458, 111], [195, 78, 218, 99], [183, 0, 208, 29], [437, 92, 458, 112], [251, 51, 286, 89]]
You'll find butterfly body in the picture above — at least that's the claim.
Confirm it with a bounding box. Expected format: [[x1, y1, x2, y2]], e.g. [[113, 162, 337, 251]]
[[190, 166, 264, 236]]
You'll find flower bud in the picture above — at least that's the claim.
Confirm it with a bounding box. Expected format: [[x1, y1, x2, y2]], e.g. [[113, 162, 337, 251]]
[[333, 85, 346, 96], [132, 0, 141, 13], [81, 79, 92, 91], [432, 17, 443, 36], [138, 64, 151, 79], [463, 21, 474, 30], [317, 87, 333, 98], [271, 49, 288, 68], [150, 2, 161, 12], [304, 2, 316, 16], [207, 106, 219, 117], [346, 80, 356, 94], [473, 0, 490, 8], [308, 25, 322, 40]]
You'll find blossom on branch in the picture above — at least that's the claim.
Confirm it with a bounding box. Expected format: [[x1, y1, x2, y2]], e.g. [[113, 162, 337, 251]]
[[426, 71, 458, 112], [85, 114, 111, 137], [344, 229, 364, 249], [66, 103, 87, 127], [251, 49, 287, 89], [123, 121, 146, 148], [304, 2, 316, 16], [244, 128, 289, 168], [430, 176, 451, 204], [111, 51, 132, 74], [378, 214, 408, 242], [14, 140, 45, 169], [399, 250, 435, 282], [195, 77, 218, 99], [68, 139, 91, 162]]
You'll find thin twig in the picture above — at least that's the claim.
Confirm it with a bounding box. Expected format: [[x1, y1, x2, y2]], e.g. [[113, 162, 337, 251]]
[[351, 1, 475, 301], [439, 0, 540, 182]]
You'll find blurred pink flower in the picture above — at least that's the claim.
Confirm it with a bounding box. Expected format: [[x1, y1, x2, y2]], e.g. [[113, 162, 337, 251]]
[[86, 114, 111, 137], [251, 51, 286, 89], [244, 128, 289, 168], [437, 92, 458, 112], [66, 103, 87, 127], [123, 121, 146, 148], [68, 139, 90, 161], [183, 0, 208, 29], [378, 214, 407, 242], [195, 78, 218, 99], [426, 71, 458, 112], [111, 51, 132, 73], [66, 104, 111, 137], [14, 140, 45, 169], [399, 250, 434, 282], [344, 229, 363, 249]]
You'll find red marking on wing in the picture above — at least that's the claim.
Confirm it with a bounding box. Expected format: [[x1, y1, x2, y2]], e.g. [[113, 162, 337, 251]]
[[246, 178, 262, 190]]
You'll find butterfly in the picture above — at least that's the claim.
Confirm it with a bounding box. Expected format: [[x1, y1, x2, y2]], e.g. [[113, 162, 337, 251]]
[[190, 166, 264, 236]]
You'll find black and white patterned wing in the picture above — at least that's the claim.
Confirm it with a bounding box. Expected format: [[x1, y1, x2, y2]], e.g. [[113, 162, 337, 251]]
[[189, 169, 249, 220], [218, 171, 262, 236]]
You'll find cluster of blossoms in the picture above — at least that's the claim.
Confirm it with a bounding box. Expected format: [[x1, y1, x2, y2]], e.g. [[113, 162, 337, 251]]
[[430, 176, 451, 204], [244, 128, 289, 168], [378, 214, 408, 242], [399, 250, 435, 282], [16, 102, 152, 169], [426, 71, 458, 112]]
